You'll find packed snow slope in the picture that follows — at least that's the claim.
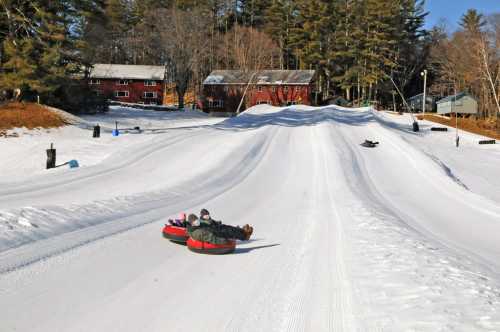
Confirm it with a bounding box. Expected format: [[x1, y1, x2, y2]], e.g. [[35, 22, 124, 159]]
[[1, 105, 500, 331]]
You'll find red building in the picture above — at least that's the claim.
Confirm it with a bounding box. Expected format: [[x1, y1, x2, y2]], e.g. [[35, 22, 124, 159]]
[[202, 70, 317, 113], [88, 64, 166, 105]]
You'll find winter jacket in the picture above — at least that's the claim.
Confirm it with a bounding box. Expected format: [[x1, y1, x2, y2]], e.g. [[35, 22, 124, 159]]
[[199, 217, 221, 226], [187, 225, 230, 245]]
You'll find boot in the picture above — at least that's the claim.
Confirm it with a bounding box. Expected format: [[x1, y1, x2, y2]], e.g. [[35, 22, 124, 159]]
[[242, 224, 253, 240]]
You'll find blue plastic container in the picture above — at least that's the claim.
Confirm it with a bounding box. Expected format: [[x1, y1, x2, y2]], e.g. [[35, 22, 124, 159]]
[[68, 160, 79, 168]]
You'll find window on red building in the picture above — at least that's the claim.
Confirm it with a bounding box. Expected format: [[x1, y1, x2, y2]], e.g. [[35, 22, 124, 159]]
[[117, 80, 129, 85], [114, 91, 129, 97], [209, 100, 223, 108], [144, 80, 157, 86], [258, 86, 263, 92], [143, 91, 157, 99], [89, 79, 100, 85], [284, 86, 289, 93]]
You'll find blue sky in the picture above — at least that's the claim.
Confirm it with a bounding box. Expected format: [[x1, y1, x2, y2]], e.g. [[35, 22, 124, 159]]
[[424, 0, 500, 30]]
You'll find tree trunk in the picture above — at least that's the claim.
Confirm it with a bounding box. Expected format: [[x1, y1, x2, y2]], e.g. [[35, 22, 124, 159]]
[[177, 92, 185, 110]]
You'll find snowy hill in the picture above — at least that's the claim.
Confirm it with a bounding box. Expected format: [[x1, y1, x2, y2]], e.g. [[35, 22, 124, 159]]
[[0, 105, 499, 331]]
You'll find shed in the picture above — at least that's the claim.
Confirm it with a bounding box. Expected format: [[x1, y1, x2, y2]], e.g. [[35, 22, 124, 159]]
[[408, 93, 437, 112], [436, 92, 478, 115]]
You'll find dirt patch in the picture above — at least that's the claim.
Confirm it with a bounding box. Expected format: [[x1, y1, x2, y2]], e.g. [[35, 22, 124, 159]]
[[417, 114, 500, 140], [0, 102, 68, 136]]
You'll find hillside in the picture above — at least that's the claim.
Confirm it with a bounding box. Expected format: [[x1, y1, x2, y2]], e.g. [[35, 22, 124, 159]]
[[0, 103, 68, 136]]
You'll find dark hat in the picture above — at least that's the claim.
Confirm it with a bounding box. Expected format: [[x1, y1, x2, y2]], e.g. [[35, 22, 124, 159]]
[[200, 208, 210, 217]]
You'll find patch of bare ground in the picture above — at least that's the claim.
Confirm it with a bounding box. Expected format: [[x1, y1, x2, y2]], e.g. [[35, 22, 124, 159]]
[[0, 102, 68, 137], [417, 114, 500, 140]]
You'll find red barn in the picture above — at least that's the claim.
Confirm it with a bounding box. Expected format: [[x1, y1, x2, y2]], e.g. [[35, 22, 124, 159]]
[[202, 70, 317, 113], [88, 64, 166, 105]]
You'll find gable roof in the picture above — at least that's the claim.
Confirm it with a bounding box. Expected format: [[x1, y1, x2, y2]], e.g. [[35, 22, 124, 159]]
[[203, 70, 316, 85], [436, 92, 476, 104], [90, 64, 165, 80]]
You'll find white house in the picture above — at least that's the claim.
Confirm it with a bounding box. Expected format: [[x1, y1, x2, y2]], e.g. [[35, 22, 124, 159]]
[[437, 92, 478, 115]]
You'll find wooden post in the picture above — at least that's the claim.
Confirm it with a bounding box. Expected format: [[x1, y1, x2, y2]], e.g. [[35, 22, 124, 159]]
[[46, 143, 56, 169], [93, 124, 100, 138]]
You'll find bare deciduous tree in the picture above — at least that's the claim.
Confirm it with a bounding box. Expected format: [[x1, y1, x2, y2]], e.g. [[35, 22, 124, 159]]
[[221, 25, 280, 71], [149, 7, 210, 109]]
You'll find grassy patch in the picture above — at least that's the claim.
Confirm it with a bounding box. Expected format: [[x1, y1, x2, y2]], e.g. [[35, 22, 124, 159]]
[[417, 114, 500, 140], [0, 102, 68, 136]]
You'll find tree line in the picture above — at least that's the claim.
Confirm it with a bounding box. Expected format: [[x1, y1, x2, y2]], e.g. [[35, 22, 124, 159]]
[[429, 10, 499, 121], [0, 1, 498, 117]]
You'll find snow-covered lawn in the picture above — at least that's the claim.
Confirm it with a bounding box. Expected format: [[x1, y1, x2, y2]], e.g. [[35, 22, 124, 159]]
[[375, 111, 500, 202], [0, 105, 499, 331], [0, 106, 223, 182]]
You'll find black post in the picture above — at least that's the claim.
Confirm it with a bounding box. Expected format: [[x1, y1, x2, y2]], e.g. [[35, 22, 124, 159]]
[[46, 143, 56, 169], [412, 121, 420, 132], [93, 124, 100, 138]]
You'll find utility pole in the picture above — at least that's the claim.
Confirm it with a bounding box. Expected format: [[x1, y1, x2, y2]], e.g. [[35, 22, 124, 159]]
[[236, 72, 257, 114], [420, 69, 427, 118], [386, 73, 419, 131]]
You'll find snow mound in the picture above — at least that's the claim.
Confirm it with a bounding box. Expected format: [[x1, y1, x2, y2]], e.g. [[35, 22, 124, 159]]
[[240, 104, 285, 116]]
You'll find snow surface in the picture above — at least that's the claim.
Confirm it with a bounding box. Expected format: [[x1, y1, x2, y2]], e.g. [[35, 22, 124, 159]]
[[204, 75, 225, 84], [0, 105, 500, 331], [0, 106, 222, 183]]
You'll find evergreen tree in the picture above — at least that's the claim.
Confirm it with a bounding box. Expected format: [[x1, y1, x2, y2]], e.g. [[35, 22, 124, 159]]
[[290, 0, 330, 70], [0, 0, 108, 110], [240, 0, 271, 27], [75, 0, 108, 66], [0, 1, 74, 97], [103, 0, 133, 63], [264, 0, 298, 69], [460, 9, 486, 34], [393, 0, 428, 98], [329, 0, 360, 100], [358, 0, 399, 101]]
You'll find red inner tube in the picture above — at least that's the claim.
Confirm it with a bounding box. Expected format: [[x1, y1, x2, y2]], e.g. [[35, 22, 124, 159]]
[[187, 238, 236, 254], [162, 225, 189, 242], [163, 225, 187, 236]]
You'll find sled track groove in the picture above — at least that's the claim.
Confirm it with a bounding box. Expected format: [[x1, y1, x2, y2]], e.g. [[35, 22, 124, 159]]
[[0, 127, 279, 274], [317, 124, 356, 331], [0, 128, 210, 198]]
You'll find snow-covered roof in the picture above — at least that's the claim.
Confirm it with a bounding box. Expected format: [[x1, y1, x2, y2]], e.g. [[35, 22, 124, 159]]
[[436, 92, 475, 104], [90, 64, 165, 80], [203, 70, 316, 85]]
